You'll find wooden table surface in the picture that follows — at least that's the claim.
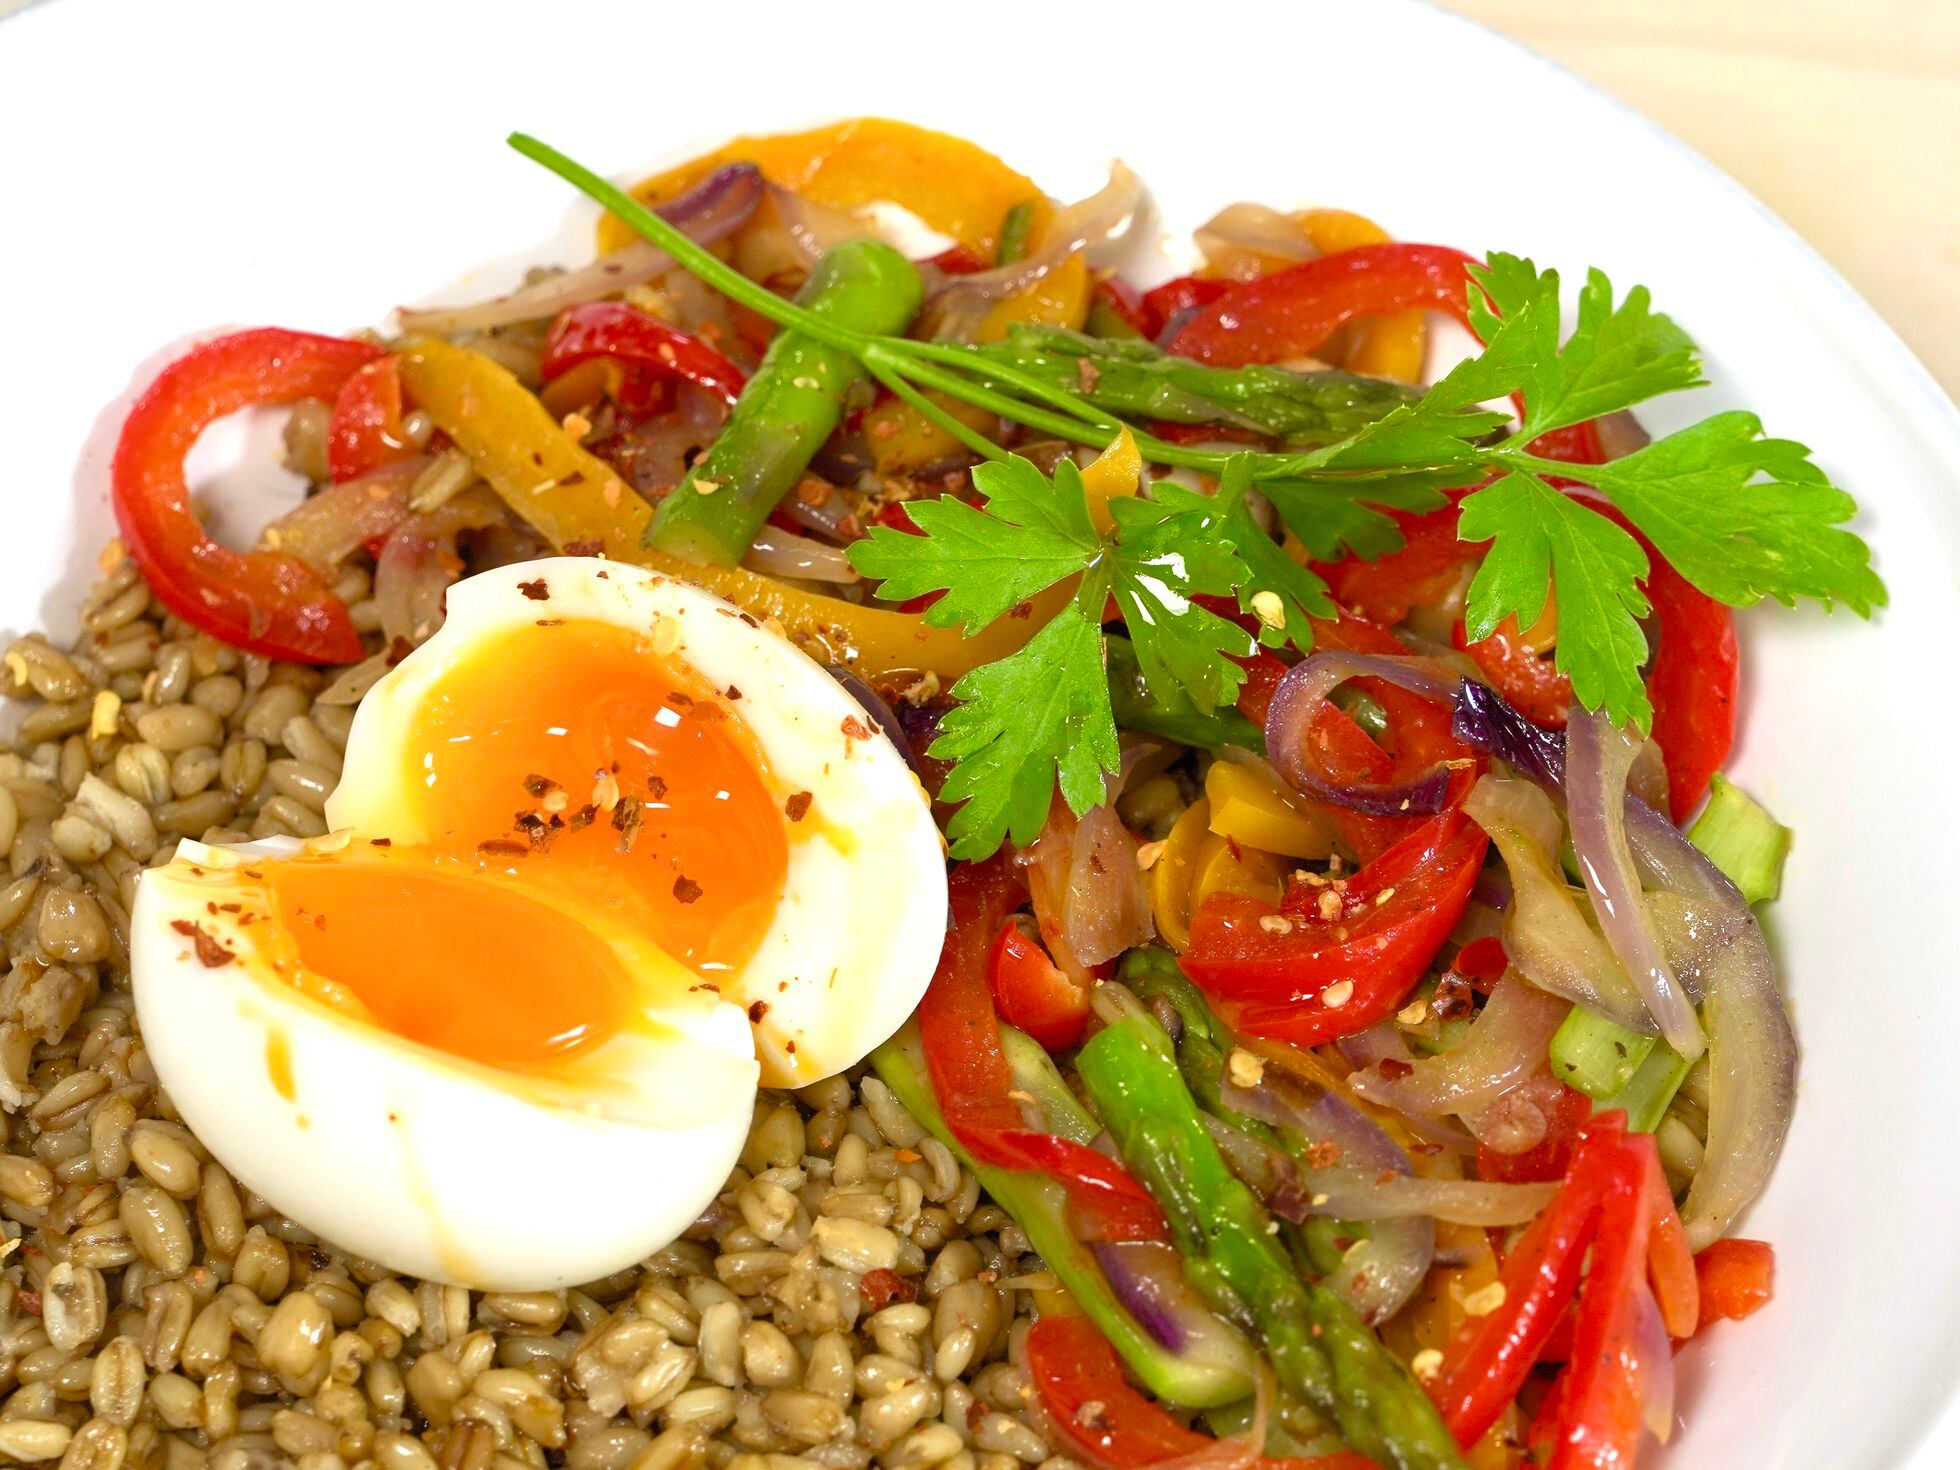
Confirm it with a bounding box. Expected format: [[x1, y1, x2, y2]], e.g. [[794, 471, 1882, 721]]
[[1441, 0, 1960, 399]]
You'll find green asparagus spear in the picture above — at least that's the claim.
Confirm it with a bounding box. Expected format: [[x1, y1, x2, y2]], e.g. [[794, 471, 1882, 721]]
[[1121, 950, 1349, 1278], [968, 324, 1422, 447], [1108, 636, 1266, 753], [994, 201, 1038, 266], [870, 1023, 1254, 1409], [1687, 774, 1791, 906], [1078, 1015, 1470, 1470], [648, 238, 923, 564]]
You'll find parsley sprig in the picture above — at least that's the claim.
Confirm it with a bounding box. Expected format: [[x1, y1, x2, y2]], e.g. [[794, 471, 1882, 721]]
[[512, 134, 1885, 860]]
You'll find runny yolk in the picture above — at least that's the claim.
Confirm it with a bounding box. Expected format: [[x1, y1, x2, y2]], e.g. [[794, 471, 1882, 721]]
[[400, 618, 789, 977], [266, 857, 639, 1069], [248, 616, 789, 1078]]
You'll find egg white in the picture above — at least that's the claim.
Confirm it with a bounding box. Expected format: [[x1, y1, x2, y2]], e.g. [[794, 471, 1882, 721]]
[[131, 837, 760, 1290], [326, 556, 949, 1087]]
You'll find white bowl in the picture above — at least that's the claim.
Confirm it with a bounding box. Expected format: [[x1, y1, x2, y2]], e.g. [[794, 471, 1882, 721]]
[[4, 1, 1958, 1464]]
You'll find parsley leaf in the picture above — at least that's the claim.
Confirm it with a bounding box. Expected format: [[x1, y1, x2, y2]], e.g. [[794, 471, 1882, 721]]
[[1107, 495, 1255, 711], [927, 589, 1119, 859], [1154, 458, 1334, 652], [1459, 470, 1655, 724], [1579, 411, 1886, 613], [848, 456, 1098, 629]]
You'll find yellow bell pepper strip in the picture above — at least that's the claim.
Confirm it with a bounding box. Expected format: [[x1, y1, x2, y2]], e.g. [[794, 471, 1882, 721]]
[[394, 339, 1060, 678], [1297, 210, 1428, 384], [599, 117, 1050, 258], [1079, 425, 1142, 534], [1204, 759, 1335, 860], [1149, 798, 1215, 952]]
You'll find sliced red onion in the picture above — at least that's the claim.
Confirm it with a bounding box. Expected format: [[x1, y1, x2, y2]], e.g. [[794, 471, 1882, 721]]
[[1204, 1116, 1553, 1224], [825, 667, 917, 775], [1455, 678, 1796, 1246], [1566, 710, 1706, 1059], [1091, 1239, 1192, 1351], [373, 489, 509, 647], [1623, 797, 1795, 1250], [1266, 651, 1460, 816], [762, 184, 865, 274], [1630, 1278, 1678, 1443], [1194, 202, 1314, 280], [1025, 799, 1154, 977], [778, 485, 862, 543], [397, 163, 765, 335], [258, 457, 427, 573], [1453, 676, 1566, 788], [1351, 973, 1571, 1118], [1462, 777, 1653, 1032], [1219, 1068, 1432, 1324], [743, 525, 861, 583], [928, 163, 1144, 339]]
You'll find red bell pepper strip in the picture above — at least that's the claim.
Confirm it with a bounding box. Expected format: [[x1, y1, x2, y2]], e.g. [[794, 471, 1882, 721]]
[[918, 859, 1167, 1243], [1140, 274, 1231, 341], [989, 918, 1090, 1050], [1025, 1315, 1379, 1470], [1167, 244, 1481, 369], [1431, 1115, 1625, 1448], [1435, 1114, 1694, 1463], [1183, 810, 1487, 1048], [1645, 1165, 1700, 1340], [1545, 1138, 1654, 1470], [540, 301, 749, 412], [112, 328, 379, 665], [326, 355, 417, 484], [1693, 1238, 1774, 1328]]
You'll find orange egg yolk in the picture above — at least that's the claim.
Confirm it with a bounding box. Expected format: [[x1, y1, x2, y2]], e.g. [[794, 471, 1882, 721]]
[[255, 617, 789, 1076], [266, 857, 640, 1069]]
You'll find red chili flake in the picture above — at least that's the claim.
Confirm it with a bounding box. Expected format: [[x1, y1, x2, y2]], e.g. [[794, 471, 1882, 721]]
[[966, 1399, 990, 1432], [17, 1290, 40, 1317], [1009, 602, 1033, 620], [535, 618, 565, 627], [560, 472, 587, 488], [784, 791, 813, 822], [647, 774, 668, 800], [748, 1000, 769, 1023], [1432, 972, 1477, 1022], [170, 919, 235, 968], [1306, 1139, 1344, 1169], [1410, 1141, 1445, 1156], [563, 537, 605, 557], [840, 715, 872, 740], [785, 1040, 795, 1053], [1375, 1169, 1399, 1186], [725, 685, 743, 701], [612, 798, 645, 854], [667, 692, 694, 707], [673, 875, 703, 904], [517, 579, 550, 601], [1378, 1058, 1415, 1081], [477, 838, 528, 858], [859, 1268, 916, 1311], [567, 804, 598, 832], [522, 774, 560, 798], [369, 837, 392, 847]]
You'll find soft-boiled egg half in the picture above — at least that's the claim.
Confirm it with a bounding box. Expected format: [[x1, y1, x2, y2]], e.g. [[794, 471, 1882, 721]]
[[130, 558, 948, 1289]]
